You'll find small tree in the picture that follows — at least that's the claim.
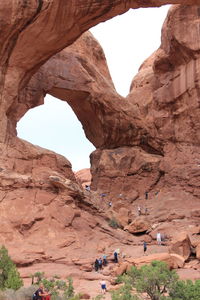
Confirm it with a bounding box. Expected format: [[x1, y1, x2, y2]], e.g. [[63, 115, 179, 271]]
[[0, 245, 23, 290], [116, 261, 178, 300], [135, 261, 178, 300], [33, 271, 45, 284]]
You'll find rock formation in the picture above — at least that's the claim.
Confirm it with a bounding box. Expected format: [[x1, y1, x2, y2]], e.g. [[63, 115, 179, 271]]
[[0, 0, 200, 294]]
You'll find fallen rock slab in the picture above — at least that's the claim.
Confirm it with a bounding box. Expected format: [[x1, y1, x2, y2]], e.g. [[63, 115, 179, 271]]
[[126, 252, 185, 269]]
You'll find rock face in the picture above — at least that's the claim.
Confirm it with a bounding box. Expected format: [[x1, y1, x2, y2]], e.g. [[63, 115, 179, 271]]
[[169, 233, 192, 260], [75, 169, 92, 188], [91, 5, 200, 204], [0, 0, 200, 292]]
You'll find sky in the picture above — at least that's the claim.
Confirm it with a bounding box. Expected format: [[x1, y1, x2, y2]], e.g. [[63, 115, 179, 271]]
[[17, 5, 170, 171]]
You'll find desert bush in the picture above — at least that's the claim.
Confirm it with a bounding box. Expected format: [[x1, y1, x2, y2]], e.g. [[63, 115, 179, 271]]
[[108, 218, 120, 229], [0, 245, 23, 290], [114, 261, 178, 300]]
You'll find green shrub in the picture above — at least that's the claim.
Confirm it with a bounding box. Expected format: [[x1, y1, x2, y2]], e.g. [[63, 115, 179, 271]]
[[63, 277, 74, 299], [169, 279, 200, 300], [111, 283, 139, 300], [114, 261, 178, 300], [0, 245, 23, 290], [108, 218, 120, 229]]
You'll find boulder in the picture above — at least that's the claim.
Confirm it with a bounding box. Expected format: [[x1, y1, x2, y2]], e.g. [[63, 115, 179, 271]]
[[75, 169, 92, 188], [113, 262, 129, 276], [124, 217, 150, 233], [169, 232, 191, 260], [127, 253, 185, 269]]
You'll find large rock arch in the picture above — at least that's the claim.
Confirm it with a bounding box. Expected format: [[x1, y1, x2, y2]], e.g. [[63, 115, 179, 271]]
[[0, 1, 200, 279]]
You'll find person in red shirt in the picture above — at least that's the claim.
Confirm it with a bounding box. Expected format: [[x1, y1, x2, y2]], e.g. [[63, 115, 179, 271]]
[[37, 283, 51, 300]]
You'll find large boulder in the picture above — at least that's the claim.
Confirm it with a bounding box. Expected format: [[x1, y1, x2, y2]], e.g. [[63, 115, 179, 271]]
[[127, 253, 185, 269], [169, 232, 191, 260], [124, 217, 151, 234]]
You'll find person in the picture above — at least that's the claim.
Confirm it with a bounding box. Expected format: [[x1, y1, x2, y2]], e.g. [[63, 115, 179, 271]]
[[98, 257, 103, 270], [157, 232, 162, 245], [33, 283, 51, 300], [114, 251, 118, 263], [143, 241, 147, 254], [108, 201, 112, 207], [100, 193, 106, 200], [100, 280, 107, 294], [137, 206, 141, 216], [145, 192, 148, 200], [85, 185, 90, 191], [94, 258, 99, 272], [103, 254, 108, 266]]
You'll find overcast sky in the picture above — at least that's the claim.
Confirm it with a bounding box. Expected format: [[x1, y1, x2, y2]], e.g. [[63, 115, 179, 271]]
[[17, 5, 170, 171]]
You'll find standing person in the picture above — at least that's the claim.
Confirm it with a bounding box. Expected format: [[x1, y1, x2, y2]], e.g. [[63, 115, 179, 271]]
[[157, 232, 162, 245], [143, 241, 147, 254], [94, 258, 99, 272], [100, 280, 107, 294], [98, 257, 103, 270], [114, 251, 118, 263], [137, 206, 141, 216], [103, 254, 108, 266], [145, 192, 148, 200]]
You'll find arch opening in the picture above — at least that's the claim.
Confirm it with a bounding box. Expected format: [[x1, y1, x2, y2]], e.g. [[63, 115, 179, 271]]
[[90, 5, 170, 97], [17, 95, 95, 172], [17, 6, 170, 172]]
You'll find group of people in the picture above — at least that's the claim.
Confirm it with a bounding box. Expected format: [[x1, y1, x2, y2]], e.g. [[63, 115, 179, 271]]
[[137, 205, 148, 216], [94, 255, 108, 272], [94, 251, 119, 272], [33, 283, 51, 300]]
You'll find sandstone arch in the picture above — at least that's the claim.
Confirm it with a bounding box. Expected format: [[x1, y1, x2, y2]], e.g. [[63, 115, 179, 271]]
[[0, 2, 200, 279]]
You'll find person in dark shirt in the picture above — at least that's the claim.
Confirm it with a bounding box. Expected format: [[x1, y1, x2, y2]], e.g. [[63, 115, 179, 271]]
[[98, 258, 103, 270], [143, 241, 147, 254], [114, 251, 118, 263], [35, 283, 51, 300], [94, 258, 99, 272]]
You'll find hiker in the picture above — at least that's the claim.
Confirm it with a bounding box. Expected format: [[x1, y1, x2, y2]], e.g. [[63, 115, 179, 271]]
[[143, 241, 147, 254], [85, 185, 90, 191], [137, 206, 141, 216], [145, 192, 148, 200], [157, 232, 162, 245], [108, 201, 112, 207], [98, 257, 103, 270], [100, 280, 107, 294], [94, 258, 99, 272], [102, 254, 108, 266], [100, 193, 106, 200], [33, 283, 51, 300], [114, 251, 118, 263]]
